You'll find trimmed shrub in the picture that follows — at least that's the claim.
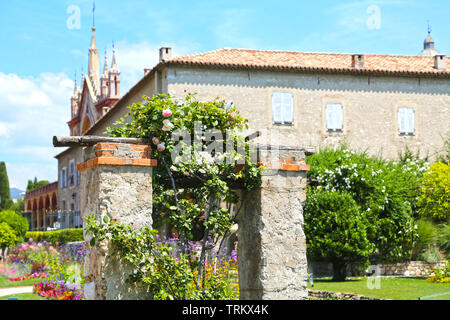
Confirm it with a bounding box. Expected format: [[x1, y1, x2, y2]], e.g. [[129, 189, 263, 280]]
[[24, 228, 84, 245]]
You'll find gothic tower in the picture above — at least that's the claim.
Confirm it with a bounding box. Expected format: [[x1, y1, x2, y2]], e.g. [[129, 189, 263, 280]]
[[108, 44, 120, 99]]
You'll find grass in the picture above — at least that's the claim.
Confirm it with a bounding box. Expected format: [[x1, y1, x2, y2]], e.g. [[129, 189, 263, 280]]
[[0, 292, 44, 300], [308, 276, 450, 300], [0, 276, 39, 288]]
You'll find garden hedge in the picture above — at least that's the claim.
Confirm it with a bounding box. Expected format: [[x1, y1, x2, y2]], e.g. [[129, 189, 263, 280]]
[[24, 228, 84, 245]]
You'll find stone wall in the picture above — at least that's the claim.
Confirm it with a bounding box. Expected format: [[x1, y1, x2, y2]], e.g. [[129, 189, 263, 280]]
[[78, 143, 156, 300], [308, 260, 448, 278], [379, 261, 447, 277], [238, 147, 309, 300], [308, 289, 390, 300]]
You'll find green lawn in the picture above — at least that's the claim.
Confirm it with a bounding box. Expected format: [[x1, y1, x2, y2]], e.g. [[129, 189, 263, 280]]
[[0, 276, 39, 288], [308, 277, 450, 300], [0, 292, 44, 300]]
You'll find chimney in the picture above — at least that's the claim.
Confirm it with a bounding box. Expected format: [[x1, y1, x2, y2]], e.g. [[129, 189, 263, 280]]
[[434, 54, 446, 70], [144, 68, 151, 76], [159, 47, 172, 62], [352, 54, 365, 69]]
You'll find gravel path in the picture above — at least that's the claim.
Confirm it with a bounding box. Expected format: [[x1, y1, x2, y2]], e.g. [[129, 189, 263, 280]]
[[0, 286, 33, 297]]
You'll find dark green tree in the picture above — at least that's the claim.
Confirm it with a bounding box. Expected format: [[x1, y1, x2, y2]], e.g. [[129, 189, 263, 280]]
[[26, 177, 50, 192], [0, 162, 11, 211]]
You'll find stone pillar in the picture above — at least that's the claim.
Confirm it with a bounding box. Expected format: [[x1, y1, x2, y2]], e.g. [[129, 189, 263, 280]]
[[77, 143, 157, 300], [238, 147, 310, 300]]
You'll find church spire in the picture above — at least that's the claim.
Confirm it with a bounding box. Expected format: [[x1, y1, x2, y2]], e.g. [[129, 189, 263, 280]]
[[88, 1, 100, 90], [102, 48, 108, 77], [72, 72, 78, 97], [110, 42, 118, 71]]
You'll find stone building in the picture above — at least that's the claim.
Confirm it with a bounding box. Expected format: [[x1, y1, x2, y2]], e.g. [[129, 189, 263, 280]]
[[88, 33, 449, 161], [23, 182, 58, 231], [55, 25, 121, 222], [57, 31, 449, 220]]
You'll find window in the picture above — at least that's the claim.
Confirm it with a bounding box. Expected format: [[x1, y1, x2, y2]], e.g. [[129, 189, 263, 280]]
[[398, 107, 414, 135], [61, 168, 67, 188], [326, 103, 343, 131], [76, 167, 81, 185], [69, 160, 75, 186], [272, 92, 294, 124]]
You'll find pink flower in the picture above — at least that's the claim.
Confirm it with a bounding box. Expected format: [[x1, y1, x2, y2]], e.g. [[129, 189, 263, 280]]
[[157, 144, 165, 152], [162, 109, 172, 117], [152, 137, 160, 145]]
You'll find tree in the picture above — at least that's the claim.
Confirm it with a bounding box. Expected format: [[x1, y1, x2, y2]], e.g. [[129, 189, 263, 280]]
[[0, 209, 29, 239], [0, 222, 18, 259], [304, 190, 374, 281], [418, 162, 450, 223], [26, 177, 50, 192], [0, 162, 11, 211]]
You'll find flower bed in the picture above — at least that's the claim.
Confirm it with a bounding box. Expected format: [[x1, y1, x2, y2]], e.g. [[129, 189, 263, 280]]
[[426, 261, 450, 283], [33, 280, 85, 300], [8, 271, 49, 282]]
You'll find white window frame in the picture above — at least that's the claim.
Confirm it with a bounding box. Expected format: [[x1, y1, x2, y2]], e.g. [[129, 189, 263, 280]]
[[326, 103, 343, 131], [398, 107, 415, 135], [272, 92, 294, 125]]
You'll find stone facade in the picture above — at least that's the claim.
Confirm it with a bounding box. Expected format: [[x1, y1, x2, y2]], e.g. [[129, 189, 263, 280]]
[[166, 66, 450, 160], [55, 146, 83, 218], [78, 143, 156, 300]]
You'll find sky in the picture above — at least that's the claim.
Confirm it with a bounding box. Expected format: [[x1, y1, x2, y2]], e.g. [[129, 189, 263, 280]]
[[0, 0, 449, 190]]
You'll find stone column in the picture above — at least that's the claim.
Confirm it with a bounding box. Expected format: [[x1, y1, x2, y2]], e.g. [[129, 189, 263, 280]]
[[77, 142, 157, 300], [238, 147, 310, 300]]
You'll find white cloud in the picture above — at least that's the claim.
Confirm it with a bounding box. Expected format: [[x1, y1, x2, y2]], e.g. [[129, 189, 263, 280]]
[[0, 72, 72, 190]]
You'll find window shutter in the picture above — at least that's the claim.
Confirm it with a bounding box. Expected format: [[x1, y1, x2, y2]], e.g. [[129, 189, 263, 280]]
[[398, 108, 406, 133], [282, 93, 294, 124], [326, 104, 334, 129], [272, 92, 283, 123], [335, 104, 343, 130], [326, 103, 342, 130], [60, 170, 63, 188], [407, 108, 414, 134]]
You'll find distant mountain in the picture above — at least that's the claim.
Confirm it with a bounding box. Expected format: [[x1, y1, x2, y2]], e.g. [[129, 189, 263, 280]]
[[10, 187, 25, 199]]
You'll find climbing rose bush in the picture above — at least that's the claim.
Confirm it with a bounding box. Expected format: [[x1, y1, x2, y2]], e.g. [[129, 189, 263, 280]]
[[104, 93, 261, 297]]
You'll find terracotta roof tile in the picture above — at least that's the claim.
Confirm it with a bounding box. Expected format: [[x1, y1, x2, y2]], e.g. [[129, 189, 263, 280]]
[[167, 48, 450, 77]]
